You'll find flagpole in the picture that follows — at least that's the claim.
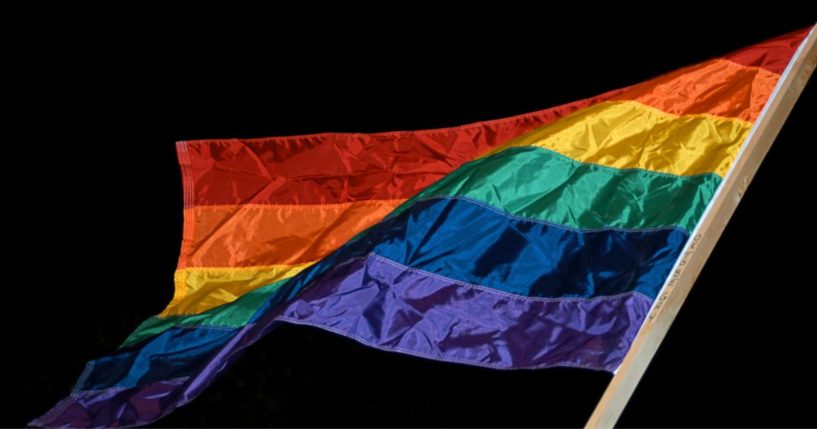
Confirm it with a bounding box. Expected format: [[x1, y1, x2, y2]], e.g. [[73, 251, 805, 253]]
[[586, 26, 817, 429]]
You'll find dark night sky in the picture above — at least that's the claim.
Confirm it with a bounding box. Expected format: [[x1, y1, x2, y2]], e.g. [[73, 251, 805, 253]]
[[5, 10, 817, 427]]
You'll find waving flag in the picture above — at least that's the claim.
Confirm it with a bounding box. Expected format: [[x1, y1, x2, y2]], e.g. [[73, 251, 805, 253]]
[[32, 27, 813, 427]]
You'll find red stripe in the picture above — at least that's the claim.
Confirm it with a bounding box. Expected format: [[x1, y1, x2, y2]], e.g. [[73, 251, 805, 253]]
[[181, 89, 623, 206], [723, 26, 811, 74]]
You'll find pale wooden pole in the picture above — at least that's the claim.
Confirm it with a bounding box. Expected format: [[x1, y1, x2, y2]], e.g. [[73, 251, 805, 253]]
[[586, 26, 817, 429]]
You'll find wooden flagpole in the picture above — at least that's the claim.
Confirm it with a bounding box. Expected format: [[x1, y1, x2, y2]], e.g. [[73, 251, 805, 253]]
[[586, 26, 817, 429]]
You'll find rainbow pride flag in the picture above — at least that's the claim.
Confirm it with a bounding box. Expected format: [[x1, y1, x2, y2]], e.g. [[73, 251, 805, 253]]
[[32, 27, 812, 427]]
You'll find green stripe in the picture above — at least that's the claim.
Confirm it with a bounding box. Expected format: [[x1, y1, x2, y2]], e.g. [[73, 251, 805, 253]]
[[388, 146, 720, 233], [121, 279, 288, 348]]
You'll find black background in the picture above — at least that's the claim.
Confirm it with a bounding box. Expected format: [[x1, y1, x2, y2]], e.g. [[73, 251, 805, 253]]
[[5, 11, 817, 427]]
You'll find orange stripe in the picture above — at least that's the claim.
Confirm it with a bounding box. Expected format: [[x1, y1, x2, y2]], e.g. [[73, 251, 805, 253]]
[[614, 58, 777, 123], [182, 200, 405, 268]]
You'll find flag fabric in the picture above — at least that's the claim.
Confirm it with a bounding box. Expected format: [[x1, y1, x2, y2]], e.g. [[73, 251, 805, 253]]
[[32, 27, 811, 427]]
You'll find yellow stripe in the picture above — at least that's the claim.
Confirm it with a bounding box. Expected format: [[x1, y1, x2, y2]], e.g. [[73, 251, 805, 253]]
[[480, 100, 752, 177], [161, 263, 314, 316]]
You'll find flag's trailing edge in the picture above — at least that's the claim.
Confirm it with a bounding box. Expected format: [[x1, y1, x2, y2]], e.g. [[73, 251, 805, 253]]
[[33, 27, 811, 427]]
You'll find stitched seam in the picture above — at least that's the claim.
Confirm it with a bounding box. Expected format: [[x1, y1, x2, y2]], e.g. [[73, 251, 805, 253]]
[[366, 252, 655, 303], [178, 262, 316, 272], [611, 99, 754, 128], [473, 145, 725, 180], [186, 199, 407, 210], [406, 195, 692, 236]]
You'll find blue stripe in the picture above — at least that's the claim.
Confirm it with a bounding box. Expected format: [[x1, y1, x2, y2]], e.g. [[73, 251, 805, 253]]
[[77, 326, 237, 390]]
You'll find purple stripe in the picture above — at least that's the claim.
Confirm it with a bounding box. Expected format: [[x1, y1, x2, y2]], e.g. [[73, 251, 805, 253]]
[[31, 253, 651, 427], [275, 253, 652, 372]]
